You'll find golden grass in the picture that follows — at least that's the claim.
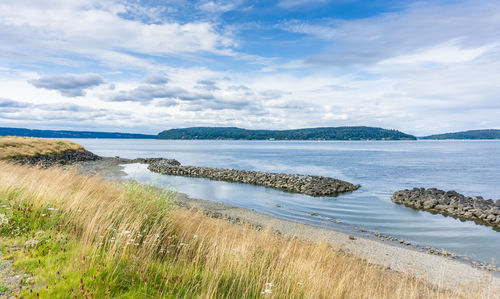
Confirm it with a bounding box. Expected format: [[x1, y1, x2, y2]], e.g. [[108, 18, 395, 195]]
[[0, 136, 84, 160], [0, 162, 492, 298]]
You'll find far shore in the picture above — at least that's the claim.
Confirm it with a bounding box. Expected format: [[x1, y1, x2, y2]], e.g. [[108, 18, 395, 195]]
[[76, 157, 500, 290]]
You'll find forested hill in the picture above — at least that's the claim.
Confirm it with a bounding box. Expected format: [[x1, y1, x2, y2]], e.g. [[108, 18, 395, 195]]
[[422, 129, 500, 139], [0, 127, 156, 139], [157, 126, 416, 140]]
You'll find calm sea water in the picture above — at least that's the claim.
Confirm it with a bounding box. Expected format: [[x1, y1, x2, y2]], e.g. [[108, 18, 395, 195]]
[[73, 139, 500, 265]]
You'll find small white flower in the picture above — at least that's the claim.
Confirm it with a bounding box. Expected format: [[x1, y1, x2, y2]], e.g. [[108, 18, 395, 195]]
[[193, 234, 198, 239], [0, 213, 9, 223], [265, 282, 274, 287], [261, 289, 272, 294], [41, 214, 46, 217]]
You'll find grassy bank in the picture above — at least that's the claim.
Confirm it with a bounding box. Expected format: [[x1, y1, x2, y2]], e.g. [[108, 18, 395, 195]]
[[0, 163, 488, 298], [0, 137, 83, 160]]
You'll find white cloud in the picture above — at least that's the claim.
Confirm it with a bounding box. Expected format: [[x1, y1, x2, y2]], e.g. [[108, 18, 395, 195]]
[[29, 73, 105, 97], [380, 40, 498, 66], [281, 1, 500, 67], [143, 74, 169, 85], [278, 0, 334, 9], [0, 0, 234, 68], [198, 1, 237, 13]]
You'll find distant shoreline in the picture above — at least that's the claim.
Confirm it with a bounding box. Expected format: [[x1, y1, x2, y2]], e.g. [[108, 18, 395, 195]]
[[2, 126, 500, 140]]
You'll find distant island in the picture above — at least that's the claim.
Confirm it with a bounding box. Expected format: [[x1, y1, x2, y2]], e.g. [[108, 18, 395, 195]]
[[157, 126, 417, 140], [0, 127, 156, 139], [5, 126, 499, 140], [422, 129, 500, 140]]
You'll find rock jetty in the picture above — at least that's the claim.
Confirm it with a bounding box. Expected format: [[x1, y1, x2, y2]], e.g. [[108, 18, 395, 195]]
[[392, 188, 500, 228], [147, 158, 360, 197], [17, 150, 101, 168]]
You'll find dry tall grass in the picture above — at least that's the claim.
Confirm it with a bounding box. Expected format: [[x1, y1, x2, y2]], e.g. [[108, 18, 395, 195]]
[[0, 162, 490, 298], [0, 137, 84, 160]]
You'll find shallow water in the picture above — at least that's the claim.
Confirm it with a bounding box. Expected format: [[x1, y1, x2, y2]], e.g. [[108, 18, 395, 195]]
[[73, 139, 500, 265]]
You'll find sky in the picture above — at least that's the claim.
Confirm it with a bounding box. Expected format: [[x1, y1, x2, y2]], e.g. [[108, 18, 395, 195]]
[[0, 0, 499, 136]]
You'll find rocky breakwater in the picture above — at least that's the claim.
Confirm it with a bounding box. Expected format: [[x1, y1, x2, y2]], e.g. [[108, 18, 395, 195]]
[[147, 158, 360, 197], [17, 150, 101, 168], [392, 188, 500, 228]]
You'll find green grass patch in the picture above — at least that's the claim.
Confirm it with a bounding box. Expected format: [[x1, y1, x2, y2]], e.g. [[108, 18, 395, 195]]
[[0, 183, 206, 298], [0, 284, 9, 293]]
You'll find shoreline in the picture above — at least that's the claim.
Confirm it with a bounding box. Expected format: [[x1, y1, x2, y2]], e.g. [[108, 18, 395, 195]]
[[174, 193, 500, 289], [75, 157, 500, 290]]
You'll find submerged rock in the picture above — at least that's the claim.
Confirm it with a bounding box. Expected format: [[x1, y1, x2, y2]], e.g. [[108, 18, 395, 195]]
[[392, 188, 500, 228], [147, 158, 360, 197]]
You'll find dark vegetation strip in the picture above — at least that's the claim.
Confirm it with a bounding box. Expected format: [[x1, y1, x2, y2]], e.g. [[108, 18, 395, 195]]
[[157, 126, 416, 140], [15, 150, 101, 167]]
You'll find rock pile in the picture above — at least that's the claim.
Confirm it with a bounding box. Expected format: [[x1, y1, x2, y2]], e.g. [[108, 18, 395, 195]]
[[147, 158, 360, 197], [392, 188, 500, 228], [16, 150, 101, 168], [133, 157, 181, 166]]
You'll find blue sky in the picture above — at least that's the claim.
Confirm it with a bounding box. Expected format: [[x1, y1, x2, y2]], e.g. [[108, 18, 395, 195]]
[[0, 0, 499, 135]]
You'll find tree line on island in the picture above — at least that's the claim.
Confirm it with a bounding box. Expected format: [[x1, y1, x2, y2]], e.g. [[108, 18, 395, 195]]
[[1, 126, 499, 140], [0, 127, 156, 139], [420, 129, 500, 140], [157, 126, 416, 140]]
